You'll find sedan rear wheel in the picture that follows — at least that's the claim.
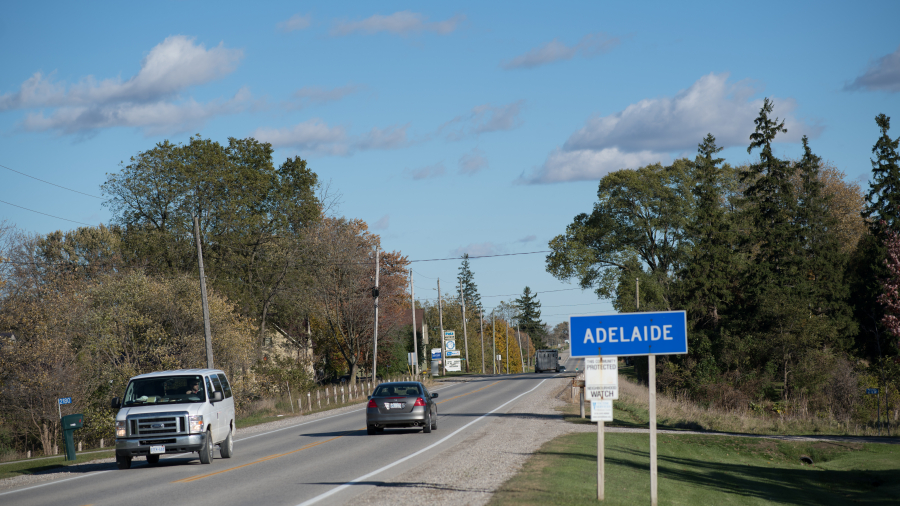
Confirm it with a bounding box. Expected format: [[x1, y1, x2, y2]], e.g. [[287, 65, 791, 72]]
[[431, 412, 437, 431], [423, 411, 432, 433], [367, 425, 377, 435]]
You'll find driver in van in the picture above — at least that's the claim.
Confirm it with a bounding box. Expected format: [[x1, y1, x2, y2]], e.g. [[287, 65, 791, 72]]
[[186, 380, 201, 395]]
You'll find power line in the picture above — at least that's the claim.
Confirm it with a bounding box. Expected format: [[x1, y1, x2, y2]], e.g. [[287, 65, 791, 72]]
[[409, 251, 549, 263], [0, 199, 96, 226], [1, 163, 103, 199]]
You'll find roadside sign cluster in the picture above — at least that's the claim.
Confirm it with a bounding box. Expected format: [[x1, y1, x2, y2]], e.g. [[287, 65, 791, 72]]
[[444, 331, 461, 371]]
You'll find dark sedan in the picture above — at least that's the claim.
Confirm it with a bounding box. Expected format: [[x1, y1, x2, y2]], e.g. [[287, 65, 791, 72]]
[[366, 381, 438, 435]]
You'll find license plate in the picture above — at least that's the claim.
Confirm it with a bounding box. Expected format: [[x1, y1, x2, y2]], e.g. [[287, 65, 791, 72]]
[[384, 402, 404, 409], [150, 445, 166, 454]]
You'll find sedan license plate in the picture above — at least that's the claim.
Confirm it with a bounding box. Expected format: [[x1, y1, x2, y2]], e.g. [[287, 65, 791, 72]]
[[384, 402, 404, 409], [150, 445, 166, 454]]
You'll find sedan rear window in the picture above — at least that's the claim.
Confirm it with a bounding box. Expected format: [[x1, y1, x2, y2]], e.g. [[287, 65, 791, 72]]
[[373, 384, 421, 397]]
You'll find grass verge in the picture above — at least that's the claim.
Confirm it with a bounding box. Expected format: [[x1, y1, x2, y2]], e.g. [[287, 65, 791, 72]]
[[489, 431, 900, 506], [0, 451, 115, 481]]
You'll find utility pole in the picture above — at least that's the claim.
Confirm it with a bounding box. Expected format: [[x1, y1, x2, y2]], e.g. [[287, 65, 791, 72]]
[[438, 278, 445, 376], [479, 311, 485, 374], [460, 279, 469, 373], [372, 248, 380, 381], [491, 310, 496, 374], [410, 269, 418, 376], [516, 322, 525, 372], [506, 325, 510, 375], [193, 214, 214, 369]]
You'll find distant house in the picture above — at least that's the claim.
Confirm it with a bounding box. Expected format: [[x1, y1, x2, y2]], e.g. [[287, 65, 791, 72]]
[[0, 332, 16, 344], [260, 323, 315, 377]]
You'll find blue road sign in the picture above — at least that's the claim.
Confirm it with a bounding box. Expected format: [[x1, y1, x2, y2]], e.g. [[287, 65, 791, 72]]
[[866, 388, 879, 395], [569, 311, 687, 357], [431, 348, 442, 360], [445, 350, 460, 357], [58, 397, 72, 405]]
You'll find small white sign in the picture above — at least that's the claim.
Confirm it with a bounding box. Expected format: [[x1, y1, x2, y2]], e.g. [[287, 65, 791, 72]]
[[445, 339, 456, 350], [445, 358, 462, 372], [585, 357, 618, 400], [497, 354, 502, 361], [591, 400, 613, 422]]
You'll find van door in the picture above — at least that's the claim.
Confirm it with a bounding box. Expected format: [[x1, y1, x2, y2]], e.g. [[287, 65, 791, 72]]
[[205, 375, 222, 442]]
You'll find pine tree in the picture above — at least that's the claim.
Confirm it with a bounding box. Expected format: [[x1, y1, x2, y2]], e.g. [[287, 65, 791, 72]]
[[514, 286, 545, 349], [741, 98, 801, 298], [795, 136, 854, 347], [681, 133, 735, 329], [457, 254, 482, 313], [864, 114, 900, 234]]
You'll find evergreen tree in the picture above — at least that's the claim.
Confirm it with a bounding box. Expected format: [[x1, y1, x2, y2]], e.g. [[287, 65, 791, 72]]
[[676, 134, 737, 381], [741, 98, 801, 298], [864, 114, 900, 234], [796, 135, 855, 346], [681, 134, 735, 330], [457, 254, 483, 313], [514, 286, 545, 349], [850, 114, 900, 357]]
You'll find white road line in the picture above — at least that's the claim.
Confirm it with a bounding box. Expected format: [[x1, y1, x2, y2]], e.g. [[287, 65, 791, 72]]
[[0, 470, 113, 497], [295, 378, 550, 506]]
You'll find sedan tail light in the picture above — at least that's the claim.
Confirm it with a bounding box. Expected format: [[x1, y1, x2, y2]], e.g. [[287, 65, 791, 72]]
[[414, 397, 426, 407], [368, 399, 378, 408]]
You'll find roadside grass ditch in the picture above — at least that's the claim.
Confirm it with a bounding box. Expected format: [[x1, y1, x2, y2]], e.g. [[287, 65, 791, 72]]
[[489, 431, 900, 506]]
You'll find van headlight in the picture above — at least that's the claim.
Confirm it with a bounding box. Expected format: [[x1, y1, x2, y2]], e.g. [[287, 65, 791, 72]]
[[116, 420, 126, 437], [188, 415, 204, 433]]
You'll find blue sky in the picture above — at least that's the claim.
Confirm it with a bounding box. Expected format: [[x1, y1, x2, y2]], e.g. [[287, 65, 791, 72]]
[[1, 1, 898, 325]]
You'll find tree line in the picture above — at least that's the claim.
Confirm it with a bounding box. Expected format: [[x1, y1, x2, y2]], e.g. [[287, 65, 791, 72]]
[[548, 102, 899, 428]]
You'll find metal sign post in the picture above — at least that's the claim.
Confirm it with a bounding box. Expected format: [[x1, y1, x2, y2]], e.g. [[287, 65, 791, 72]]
[[586, 355, 617, 501]]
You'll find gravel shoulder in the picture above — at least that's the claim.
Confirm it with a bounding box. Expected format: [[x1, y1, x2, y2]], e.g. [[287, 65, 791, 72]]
[[354, 376, 587, 506]]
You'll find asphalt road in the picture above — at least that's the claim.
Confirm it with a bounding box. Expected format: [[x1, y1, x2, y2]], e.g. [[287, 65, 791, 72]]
[[2, 355, 577, 506]]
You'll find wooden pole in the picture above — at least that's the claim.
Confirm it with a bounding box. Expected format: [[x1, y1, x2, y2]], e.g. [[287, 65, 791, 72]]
[[480, 312, 485, 374], [438, 278, 445, 375], [193, 214, 214, 369], [372, 248, 380, 381], [598, 354, 605, 501], [410, 269, 419, 376], [460, 279, 469, 372], [516, 322, 525, 372], [650, 354, 658, 506], [492, 311, 497, 374]]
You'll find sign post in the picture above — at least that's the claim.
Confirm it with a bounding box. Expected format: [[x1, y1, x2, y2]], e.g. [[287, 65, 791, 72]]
[[570, 310, 687, 505]]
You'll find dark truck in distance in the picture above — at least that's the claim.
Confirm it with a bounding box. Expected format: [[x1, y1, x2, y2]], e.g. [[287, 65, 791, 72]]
[[534, 349, 562, 373]]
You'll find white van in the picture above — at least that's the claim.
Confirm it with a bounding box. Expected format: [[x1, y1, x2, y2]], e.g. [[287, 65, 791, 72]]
[[111, 368, 235, 469]]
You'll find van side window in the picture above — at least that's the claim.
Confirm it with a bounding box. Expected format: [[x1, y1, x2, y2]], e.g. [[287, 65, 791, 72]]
[[217, 374, 233, 398], [210, 375, 223, 394], [205, 376, 215, 396]]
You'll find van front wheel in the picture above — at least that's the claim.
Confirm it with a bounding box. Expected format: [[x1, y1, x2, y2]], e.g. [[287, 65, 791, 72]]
[[199, 431, 213, 464], [116, 455, 132, 470]]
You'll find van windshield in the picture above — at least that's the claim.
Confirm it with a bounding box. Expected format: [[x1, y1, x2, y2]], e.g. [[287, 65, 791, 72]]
[[122, 375, 206, 406]]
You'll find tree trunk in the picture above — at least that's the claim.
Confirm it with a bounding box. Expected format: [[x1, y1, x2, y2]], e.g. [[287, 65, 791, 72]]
[[349, 362, 359, 385]]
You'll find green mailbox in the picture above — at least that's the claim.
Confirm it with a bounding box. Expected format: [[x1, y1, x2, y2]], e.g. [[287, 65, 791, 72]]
[[60, 414, 84, 461]]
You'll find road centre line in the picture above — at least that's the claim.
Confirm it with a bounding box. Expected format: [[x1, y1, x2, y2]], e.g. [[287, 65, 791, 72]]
[[173, 430, 356, 483], [174, 381, 499, 483], [295, 377, 550, 506]]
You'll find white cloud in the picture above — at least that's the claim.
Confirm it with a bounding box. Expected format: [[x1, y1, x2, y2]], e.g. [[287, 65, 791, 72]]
[[502, 33, 620, 70], [356, 124, 409, 150], [845, 44, 900, 93], [252, 119, 350, 155], [459, 148, 488, 174], [331, 11, 463, 36], [290, 84, 363, 108], [373, 215, 390, 230], [517, 235, 537, 243], [0, 36, 245, 135], [450, 242, 503, 257], [522, 73, 821, 184], [440, 100, 524, 140], [24, 88, 251, 137], [278, 14, 312, 32], [405, 162, 446, 180]]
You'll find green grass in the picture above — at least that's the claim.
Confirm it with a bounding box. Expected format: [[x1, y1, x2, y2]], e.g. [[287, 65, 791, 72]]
[[490, 431, 900, 505], [0, 451, 115, 481]]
